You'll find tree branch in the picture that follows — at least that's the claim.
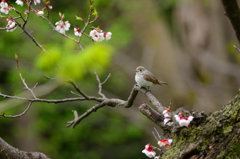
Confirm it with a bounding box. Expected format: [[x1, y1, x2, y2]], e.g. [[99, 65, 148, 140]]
[[138, 103, 165, 128], [0, 102, 32, 118], [0, 137, 49, 159], [94, 71, 111, 98], [66, 79, 90, 100]]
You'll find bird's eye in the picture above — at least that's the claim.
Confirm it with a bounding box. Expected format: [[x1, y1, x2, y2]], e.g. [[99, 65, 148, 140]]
[[140, 69, 142, 72]]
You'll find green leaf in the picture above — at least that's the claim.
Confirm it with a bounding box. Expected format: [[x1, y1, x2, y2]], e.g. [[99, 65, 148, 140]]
[[14, 53, 18, 60]]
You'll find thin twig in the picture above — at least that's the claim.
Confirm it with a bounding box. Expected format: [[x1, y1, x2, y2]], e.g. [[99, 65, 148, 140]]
[[0, 102, 32, 118], [154, 127, 161, 139], [66, 102, 106, 128], [67, 79, 90, 100], [94, 71, 111, 98], [30, 8, 83, 51], [151, 145, 165, 153], [8, 14, 47, 52], [70, 91, 82, 97], [233, 45, 240, 53], [16, 60, 38, 99], [0, 93, 103, 103], [23, 0, 32, 28], [152, 131, 159, 142], [43, 75, 56, 80]]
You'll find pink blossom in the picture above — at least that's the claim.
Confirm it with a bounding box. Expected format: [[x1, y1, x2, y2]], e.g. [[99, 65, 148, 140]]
[[142, 144, 156, 158], [158, 139, 173, 148]]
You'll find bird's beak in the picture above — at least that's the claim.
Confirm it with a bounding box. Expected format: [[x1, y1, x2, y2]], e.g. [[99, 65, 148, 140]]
[[135, 70, 138, 73]]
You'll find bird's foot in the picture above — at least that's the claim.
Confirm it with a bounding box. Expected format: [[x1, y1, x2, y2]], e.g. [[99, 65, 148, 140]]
[[142, 87, 151, 94]]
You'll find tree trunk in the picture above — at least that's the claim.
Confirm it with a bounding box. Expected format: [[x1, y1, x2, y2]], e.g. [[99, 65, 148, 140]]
[[161, 89, 240, 158]]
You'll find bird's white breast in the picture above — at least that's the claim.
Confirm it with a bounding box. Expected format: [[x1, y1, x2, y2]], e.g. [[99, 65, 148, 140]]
[[135, 73, 154, 87]]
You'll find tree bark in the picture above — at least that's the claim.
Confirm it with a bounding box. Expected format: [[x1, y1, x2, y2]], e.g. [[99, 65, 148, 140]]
[[0, 137, 49, 159], [143, 89, 240, 158], [221, 0, 240, 44]]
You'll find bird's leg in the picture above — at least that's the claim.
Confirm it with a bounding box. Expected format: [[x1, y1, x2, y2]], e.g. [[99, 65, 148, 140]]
[[142, 86, 151, 94]]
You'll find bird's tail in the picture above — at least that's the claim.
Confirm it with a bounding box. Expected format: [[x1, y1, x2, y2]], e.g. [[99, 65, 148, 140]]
[[158, 81, 168, 85]]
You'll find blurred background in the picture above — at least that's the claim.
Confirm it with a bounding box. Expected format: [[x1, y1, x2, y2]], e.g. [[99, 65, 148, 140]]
[[0, 0, 240, 158]]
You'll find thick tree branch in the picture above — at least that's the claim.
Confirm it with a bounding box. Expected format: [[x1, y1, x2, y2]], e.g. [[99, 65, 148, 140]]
[[136, 86, 165, 113], [0, 137, 49, 159], [138, 103, 165, 129]]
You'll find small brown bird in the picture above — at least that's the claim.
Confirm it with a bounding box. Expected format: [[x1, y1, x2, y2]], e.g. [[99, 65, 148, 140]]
[[135, 66, 168, 89]]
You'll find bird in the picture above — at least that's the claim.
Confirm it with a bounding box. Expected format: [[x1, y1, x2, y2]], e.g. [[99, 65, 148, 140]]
[[135, 66, 168, 89]]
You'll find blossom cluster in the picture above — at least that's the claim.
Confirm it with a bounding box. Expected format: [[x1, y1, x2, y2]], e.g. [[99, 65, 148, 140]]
[[174, 113, 194, 127], [55, 14, 71, 34], [2, 0, 112, 42], [89, 29, 112, 42], [142, 138, 173, 158], [0, 0, 9, 14]]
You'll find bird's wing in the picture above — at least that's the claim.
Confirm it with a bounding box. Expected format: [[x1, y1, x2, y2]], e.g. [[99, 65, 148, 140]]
[[143, 73, 162, 85]]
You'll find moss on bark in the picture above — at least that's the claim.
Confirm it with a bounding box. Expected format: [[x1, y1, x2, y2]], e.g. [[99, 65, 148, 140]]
[[160, 89, 240, 159]]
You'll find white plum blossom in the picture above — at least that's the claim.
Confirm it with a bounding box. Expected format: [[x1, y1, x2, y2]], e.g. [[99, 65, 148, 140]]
[[6, 18, 17, 32], [174, 113, 194, 127], [163, 109, 171, 118], [90, 29, 97, 37], [0, 0, 9, 14], [104, 32, 112, 40], [158, 139, 173, 148], [164, 118, 173, 126], [34, 0, 41, 5], [74, 27, 82, 37], [178, 116, 194, 127], [96, 32, 105, 42], [16, 0, 23, 6], [55, 20, 70, 34], [36, 10, 44, 16], [142, 144, 156, 158], [174, 114, 181, 123], [89, 29, 105, 42], [90, 29, 112, 42]]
